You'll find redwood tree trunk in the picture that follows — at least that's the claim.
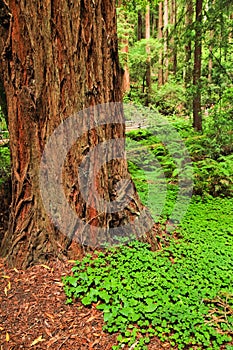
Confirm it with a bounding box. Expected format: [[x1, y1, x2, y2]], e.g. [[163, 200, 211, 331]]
[[145, 3, 151, 105], [137, 10, 143, 41], [163, 0, 169, 83], [158, 1, 164, 86], [170, 0, 177, 75], [193, 0, 203, 131], [0, 0, 153, 268], [184, 0, 193, 88]]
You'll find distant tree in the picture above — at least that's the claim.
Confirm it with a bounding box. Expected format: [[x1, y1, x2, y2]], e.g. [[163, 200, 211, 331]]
[[117, 2, 131, 92], [170, 0, 177, 75], [158, 1, 164, 86], [193, 0, 203, 131], [137, 10, 143, 40], [163, 0, 169, 83], [145, 3, 151, 104], [184, 0, 194, 88]]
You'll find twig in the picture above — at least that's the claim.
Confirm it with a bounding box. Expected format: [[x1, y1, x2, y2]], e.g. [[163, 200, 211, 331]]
[[57, 335, 71, 350]]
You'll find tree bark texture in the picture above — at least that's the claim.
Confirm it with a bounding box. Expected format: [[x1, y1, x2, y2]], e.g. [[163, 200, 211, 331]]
[[158, 1, 164, 86], [193, 0, 203, 131], [0, 0, 153, 268], [163, 0, 169, 83], [137, 10, 143, 41], [170, 0, 177, 75], [184, 0, 193, 88], [145, 4, 151, 105]]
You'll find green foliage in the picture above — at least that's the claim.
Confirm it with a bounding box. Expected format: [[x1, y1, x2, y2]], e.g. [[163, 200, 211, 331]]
[[117, 6, 136, 68], [63, 197, 233, 349], [123, 87, 146, 106], [117, 0, 233, 132], [0, 104, 10, 186], [128, 38, 161, 84], [126, 110, 233, 199], [0, 107, 10, 186], [0, 146, 10, 187], [0, 106, 7, 131], [126, 128, 179, 223], [193, 155, 233, 197], [204, 87, 233, 157], [151, 81, 186, 116]]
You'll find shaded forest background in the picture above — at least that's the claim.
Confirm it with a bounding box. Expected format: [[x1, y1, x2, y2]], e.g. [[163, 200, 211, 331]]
[[117, 0, 233, 134]]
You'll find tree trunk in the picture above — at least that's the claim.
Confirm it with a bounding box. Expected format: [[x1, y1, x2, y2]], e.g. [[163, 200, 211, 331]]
[[145, 3, 151, 105], [208, 0, 214, 84], [0, 0, 153, 268], [151, 11, 156, 38], [158, 1, 164, 86], [121, 60, 130, 93], [120, 22, 130, 92], [137, 10, 143, 41], [208, 43, 213, 83], [184, 0, 193, 88], [117, 0, 130, 93], [193, 0, 203, 132], [163, 0, 169, 83], [184, 0, 194, 114], [170, 0, 177, 75]]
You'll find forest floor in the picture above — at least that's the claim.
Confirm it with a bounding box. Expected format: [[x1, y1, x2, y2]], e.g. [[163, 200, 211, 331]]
[[0, 258, 170, 350]]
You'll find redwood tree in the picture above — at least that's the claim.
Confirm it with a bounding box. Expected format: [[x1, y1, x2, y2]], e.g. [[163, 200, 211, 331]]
[[158, 0, 164, 86], [163, 0, 169, 83], [145, 3, 151, 105], [193, 0, 203, 131], [184, 0, 194, 88], [0, 0, 153, 268]]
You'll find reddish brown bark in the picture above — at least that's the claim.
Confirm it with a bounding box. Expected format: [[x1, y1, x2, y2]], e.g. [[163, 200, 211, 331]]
[[120, 32, 130, 93], [137, 10, 143, 41], [145, 4, 151, 105], [170, 0, 177, 75], [158, 1, 164, 86], [163, 0, 169, 83], [193, 0, 203, 131], [0, 0, 153, 268]]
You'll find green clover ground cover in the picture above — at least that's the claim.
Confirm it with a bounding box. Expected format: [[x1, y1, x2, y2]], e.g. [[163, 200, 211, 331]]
[[63, 197, 233, 349]]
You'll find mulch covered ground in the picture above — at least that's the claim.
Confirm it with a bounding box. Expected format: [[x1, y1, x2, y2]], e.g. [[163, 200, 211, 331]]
[[0, 180, 169, 349], [0, 258, 170, 350]]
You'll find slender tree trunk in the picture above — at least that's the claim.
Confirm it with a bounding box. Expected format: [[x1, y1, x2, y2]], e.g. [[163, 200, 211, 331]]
[[137, 10, 143, 40], [164, 0, 169, 83], [119, 12, 130, 93], [145, 3, 151, 105], [184, 0, 194, 88], [208, 0, 214, 83], [117, 1, 130, 93], [151, 12, 156, 38], [193, 0, 203, 131], [184, 0, 194, 115], [170, 0, 177, 75], [158, 1, 164, 86], [0, 0, 153, 268], [208, 40, 213, 83], [121, 46, 130, 93]]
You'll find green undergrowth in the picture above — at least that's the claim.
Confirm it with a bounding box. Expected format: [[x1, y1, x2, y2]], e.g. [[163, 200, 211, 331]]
[[128, 160, 179, 224], [63, 197, 233, 349], [0, 145, 10, 186], [126, 119, 233, 203], [126, 130, 182, 224]]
